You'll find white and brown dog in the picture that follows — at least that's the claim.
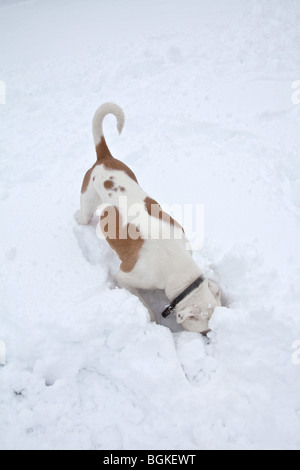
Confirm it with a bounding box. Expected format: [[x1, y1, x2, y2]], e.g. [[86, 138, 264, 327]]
[[78, 102, 221, 333]]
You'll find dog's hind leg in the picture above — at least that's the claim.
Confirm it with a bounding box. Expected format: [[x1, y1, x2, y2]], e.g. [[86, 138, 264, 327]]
[[78, 168, 102, 225]]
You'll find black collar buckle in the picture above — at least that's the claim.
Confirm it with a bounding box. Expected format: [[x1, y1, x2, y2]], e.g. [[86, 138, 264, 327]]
[[161, 304, 176, 318], [161, 276, 204, 318]]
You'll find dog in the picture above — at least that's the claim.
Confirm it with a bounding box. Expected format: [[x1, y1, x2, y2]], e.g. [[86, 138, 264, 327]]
[[78, 102, 221, 333]]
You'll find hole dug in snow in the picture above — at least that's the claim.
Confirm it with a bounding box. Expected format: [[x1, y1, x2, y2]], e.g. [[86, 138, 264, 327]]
[[173, 331, 218, 385]]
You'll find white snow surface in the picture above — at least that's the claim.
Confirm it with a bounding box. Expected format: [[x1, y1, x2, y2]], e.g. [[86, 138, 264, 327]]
[[1, 0, 300, 450]]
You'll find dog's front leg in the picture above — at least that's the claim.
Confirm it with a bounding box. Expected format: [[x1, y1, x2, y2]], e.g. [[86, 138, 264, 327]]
[[116, 271, 156, 322]]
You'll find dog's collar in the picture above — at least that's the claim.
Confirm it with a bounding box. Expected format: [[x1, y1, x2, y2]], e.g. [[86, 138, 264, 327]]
[[161, 276, 205, 318]]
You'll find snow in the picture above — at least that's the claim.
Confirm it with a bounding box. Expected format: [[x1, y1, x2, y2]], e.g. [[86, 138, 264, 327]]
[[0, 0, 300, 450]]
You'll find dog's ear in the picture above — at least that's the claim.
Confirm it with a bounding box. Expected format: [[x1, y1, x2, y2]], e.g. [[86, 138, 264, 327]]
[[176, 304, 200, 323], [208, 280, 221, 299]]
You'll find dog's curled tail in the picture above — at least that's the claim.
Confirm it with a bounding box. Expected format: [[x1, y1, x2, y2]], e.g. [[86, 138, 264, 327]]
[[92, 102, 125, 161]]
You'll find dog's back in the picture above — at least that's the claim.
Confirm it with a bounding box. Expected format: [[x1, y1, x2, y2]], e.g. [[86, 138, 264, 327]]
[[78, 102, 186, 258]]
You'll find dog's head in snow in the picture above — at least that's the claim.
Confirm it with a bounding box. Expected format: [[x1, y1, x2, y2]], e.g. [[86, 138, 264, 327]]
[[175, 279, 221, 333]]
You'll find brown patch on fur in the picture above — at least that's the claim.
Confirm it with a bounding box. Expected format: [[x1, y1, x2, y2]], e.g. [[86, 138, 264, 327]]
[[103, 158, 138, 184], [81, 166, 94, 194], [100, 206, 143, 273], [81, 138, 138, 194], [144, 197, 184, 232], [96, 136, 138, 183], [104, 180, 114, 189], [113, 185, 125, 192], [95, 136, 112, 160]]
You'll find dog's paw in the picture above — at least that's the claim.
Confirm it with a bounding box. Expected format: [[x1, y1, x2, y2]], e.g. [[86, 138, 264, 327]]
[[76, 210, 90, 225]]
